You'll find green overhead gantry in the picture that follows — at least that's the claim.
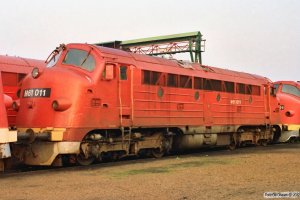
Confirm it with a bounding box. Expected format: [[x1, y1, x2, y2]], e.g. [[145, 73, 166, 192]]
[[95, 31, 205, 64]]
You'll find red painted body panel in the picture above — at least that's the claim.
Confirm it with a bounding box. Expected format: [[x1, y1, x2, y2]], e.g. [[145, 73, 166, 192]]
[[16, 44, 280, 141], [275, 81, 300, 126], [0, 75, 10, 129], [0, 55, 45, 126]]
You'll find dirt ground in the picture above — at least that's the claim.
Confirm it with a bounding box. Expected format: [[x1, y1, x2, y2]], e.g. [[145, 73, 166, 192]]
[[0, 143, 299, 200]]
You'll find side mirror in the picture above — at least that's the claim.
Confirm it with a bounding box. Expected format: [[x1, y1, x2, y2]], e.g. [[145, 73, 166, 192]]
[[104, 64, 114, 80]]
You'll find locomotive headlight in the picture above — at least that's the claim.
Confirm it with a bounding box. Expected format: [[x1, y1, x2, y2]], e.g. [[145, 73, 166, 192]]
[[285, 110, 295, 117], [32, 67, 40, 79], [52, 100, 59, 110], [52, 99, 71, 111]]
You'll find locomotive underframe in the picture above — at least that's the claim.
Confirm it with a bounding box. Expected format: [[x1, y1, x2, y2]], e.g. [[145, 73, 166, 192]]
[[77, 131, 173, 165], [279, 124, 300, 142], [0, 128, 17, 171], [13, 124, 275, 166]]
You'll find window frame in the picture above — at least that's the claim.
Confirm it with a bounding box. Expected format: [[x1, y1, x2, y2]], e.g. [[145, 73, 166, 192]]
[[224, 81, 235, 93], [281, 84, 300, 98], [167, 73, 178, 88], [119, 66, 128, 80], [62, 48, 96, 72], [179, 75, 192, 89]]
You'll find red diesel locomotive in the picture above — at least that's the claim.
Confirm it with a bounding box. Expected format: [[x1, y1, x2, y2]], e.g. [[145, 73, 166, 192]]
[[274, 81, 300, 142], [0, 75, 17, 171], [0, 54, 44, 170], [14, 43, 281, 166], [0, 54, 45, 126]]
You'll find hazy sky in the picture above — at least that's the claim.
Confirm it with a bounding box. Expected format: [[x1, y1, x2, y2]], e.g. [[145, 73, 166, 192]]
[[0, 0, 299, 81]]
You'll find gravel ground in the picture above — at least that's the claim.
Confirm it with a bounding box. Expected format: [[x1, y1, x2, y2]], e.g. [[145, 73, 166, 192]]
[[0, 143, 299, 200]]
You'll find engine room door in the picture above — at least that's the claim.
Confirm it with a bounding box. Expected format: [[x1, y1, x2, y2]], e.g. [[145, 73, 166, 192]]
[[118, 65, 132, 127], [203, 91, 213, 125], [264, 84, 280, 125]]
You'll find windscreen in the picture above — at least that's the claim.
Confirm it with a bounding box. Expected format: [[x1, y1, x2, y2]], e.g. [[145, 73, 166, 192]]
[[62, 49, 95, 71], [282, 84, 300, 98]]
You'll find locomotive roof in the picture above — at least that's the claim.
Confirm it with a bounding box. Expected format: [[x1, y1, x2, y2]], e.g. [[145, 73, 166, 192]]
[[72, 44, 270, 85], [0, 54, 45, 74]]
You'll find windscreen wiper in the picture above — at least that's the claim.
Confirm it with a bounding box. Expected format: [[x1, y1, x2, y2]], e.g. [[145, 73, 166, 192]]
[[80, 48, 92, 66]]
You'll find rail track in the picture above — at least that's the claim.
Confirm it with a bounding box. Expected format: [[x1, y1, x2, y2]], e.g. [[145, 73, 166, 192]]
[[1, 142, 299, 178]]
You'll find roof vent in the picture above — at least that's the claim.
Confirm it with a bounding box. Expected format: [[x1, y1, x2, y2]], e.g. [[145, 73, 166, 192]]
[[176, 60, 194, 69], [199, 65, 214, 72]]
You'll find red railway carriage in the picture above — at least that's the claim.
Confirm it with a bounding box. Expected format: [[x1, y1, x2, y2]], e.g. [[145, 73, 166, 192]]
[[0, 55, 45, 126], [14, 43, 280, 166], [0, 74, 17, 171], [274, 81, 300, 142]]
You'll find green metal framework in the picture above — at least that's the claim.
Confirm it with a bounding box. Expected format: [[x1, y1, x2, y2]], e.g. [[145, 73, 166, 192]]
[[95, 31, 205, 64]]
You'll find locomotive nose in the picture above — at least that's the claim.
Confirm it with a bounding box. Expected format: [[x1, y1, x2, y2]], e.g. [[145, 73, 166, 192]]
[[16, 66, 92, 128]]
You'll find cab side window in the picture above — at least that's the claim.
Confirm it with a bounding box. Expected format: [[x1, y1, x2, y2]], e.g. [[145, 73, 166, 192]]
[[273, 84, 279, 94], [120, 66, 127, 80]]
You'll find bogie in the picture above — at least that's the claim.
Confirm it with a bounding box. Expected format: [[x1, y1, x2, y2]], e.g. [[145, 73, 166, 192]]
[[75, 129, 173, 165]]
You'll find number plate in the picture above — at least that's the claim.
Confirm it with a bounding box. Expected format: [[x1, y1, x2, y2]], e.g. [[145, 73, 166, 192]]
[[23, 88, 51, 98]]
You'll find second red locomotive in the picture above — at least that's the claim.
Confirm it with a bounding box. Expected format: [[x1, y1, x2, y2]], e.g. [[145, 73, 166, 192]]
[[13, 43, 281, 166], [0, 75, 17, 171], [0, 54, 45, 170], [274, 81, 300, 142], [0, 54, 45, 127]]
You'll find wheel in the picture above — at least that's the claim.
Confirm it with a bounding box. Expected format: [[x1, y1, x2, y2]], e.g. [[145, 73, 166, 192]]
[[272, 127, 281, 143], [240, 141, 246, 147], [228, 137, 237, 150], [151, 148, 164, 158], [289, 137, 296, 143], [76, 153, 95, 166], [259, 139, 268, 146], [0, 160, 4, 172], [228, 142, 236, 151]]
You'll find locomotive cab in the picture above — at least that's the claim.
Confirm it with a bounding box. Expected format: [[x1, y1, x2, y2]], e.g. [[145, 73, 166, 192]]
[[274, 81, 300, 142], [14, 43, 138, 165]]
